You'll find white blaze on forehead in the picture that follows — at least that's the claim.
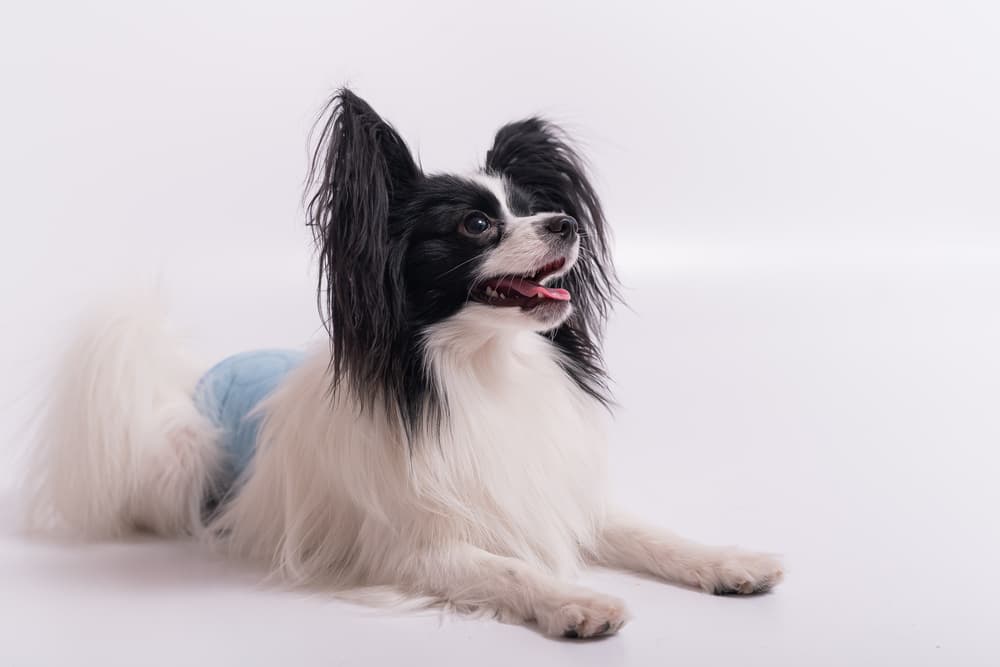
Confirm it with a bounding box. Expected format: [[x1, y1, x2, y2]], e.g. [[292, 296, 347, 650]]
[[469, 172, 514, 221]]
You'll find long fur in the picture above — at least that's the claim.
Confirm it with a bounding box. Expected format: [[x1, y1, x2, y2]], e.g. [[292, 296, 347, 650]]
[[25, 295, 219, 539], [306, 90, 420, 417], [24, 88, 783, 638]]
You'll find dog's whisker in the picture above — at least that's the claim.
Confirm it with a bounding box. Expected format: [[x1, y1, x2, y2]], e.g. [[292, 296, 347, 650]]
[[436, 250, 491, 280]]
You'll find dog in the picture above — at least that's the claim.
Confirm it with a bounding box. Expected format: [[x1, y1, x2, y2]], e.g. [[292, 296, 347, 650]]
[[25, 88, 783, 638]]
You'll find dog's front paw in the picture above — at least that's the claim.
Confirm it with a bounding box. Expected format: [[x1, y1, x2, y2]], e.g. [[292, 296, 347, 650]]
[[537, 590, 629, 639], [696, 549, 784, 595]]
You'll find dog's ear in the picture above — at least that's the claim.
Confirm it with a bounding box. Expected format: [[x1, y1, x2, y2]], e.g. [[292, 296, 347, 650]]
[[306, 88, 420, 402], [486, 119, 619, 402]]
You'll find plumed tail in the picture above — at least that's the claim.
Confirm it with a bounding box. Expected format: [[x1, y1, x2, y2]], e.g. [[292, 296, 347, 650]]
[[24, 295, 219, 539]]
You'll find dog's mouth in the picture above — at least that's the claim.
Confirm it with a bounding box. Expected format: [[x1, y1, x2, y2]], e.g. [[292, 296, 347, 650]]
[[471, 258, 570, 309]]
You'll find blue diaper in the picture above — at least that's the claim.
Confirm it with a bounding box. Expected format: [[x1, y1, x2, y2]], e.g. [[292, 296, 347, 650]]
[[194, 349, 305, 507]]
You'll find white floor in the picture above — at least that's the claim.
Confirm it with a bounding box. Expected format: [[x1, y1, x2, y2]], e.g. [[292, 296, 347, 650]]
[[2, 250, 998, 666]]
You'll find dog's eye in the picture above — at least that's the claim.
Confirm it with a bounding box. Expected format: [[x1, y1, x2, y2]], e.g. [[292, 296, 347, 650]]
[[461, 212, 492, 236]]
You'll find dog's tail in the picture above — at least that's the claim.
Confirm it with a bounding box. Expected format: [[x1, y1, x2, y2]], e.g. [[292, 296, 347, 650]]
[[24, 295, 219, 539]]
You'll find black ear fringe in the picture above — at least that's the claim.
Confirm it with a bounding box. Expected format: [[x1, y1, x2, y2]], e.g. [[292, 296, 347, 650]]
[[305, 88, 420, 414], [485, 118, 621, 405]]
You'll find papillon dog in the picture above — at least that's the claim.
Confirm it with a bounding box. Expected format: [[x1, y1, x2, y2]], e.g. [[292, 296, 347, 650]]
[[26, 88, 783, 638]]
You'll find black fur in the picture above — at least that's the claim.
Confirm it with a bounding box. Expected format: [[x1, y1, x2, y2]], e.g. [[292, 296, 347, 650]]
[[306, 89, 420, 418], [306, 88, 619, 432]]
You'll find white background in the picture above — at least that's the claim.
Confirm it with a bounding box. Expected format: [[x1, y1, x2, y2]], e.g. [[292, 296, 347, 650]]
[[2, 1, 999, 665]]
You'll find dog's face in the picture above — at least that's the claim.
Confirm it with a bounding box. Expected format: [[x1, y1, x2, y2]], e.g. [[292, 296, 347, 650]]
[[306, 89, 616, 416], [403, 174, 580, 332]]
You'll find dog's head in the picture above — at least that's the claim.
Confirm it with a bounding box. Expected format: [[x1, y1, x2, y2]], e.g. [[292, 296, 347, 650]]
[[307, 89, 617, 418]]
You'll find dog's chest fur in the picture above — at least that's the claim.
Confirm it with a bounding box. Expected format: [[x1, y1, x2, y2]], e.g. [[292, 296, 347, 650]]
[[414, 312, 609, 573], [218, 310, 608, 583]]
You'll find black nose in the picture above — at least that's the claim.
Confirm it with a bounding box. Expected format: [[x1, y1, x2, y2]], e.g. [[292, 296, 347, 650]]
[[546, 216, 578, 240]]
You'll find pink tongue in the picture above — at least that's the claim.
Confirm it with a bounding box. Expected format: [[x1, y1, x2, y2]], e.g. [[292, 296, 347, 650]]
[[490, 277, 571, 301]]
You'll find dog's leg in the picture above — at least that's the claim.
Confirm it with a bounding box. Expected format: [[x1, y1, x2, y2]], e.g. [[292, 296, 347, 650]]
[[411, 545, 628, 638], [590, 511, 784, 595]]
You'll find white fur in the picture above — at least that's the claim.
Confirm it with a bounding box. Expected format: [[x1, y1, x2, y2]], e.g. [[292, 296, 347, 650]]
[[24, 296, 220, 539]]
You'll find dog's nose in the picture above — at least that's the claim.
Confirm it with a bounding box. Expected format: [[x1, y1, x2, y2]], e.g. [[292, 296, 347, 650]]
[[546, 216, 578, 240]]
